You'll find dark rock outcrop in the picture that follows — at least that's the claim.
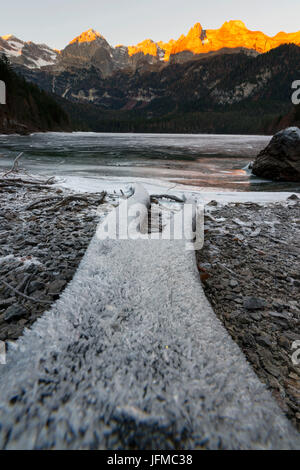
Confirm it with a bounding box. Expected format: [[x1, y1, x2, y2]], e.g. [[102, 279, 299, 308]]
[[252, 127, 300, 181]]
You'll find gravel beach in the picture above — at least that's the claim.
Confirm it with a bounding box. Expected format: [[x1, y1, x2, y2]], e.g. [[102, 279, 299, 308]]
[[0, 177, 114, 342], [197, 196, 300, 431]]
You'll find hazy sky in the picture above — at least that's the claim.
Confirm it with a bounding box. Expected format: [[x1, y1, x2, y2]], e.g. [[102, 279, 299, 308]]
[[1, 0, 300, 49]]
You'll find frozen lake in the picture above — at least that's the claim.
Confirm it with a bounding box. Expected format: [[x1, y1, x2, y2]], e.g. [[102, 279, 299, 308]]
[[0, 132, 299, 194]]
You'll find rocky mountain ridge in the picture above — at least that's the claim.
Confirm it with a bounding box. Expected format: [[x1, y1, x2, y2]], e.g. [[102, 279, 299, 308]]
[[13, 43, 297, 135], [0, 35, 58, 69], [19, 44, 300, 112], [2, 21, 300, 135], [127, 20, 300, 61], [1, 21, 300, 77]]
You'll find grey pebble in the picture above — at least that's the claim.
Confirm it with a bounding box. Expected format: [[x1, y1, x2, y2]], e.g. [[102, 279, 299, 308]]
[[4, 305, 27, 322], [243, 297, 267, 311]]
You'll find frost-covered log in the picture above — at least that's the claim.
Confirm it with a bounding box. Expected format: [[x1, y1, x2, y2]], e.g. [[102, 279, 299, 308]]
[[0, 185, 298, 450]]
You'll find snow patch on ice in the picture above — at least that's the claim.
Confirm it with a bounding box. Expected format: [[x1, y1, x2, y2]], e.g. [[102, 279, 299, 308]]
[[55, 175, 297, 206]]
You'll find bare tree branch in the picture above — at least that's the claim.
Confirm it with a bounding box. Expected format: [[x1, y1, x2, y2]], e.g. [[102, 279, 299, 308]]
[[2, 152, 24, 177]]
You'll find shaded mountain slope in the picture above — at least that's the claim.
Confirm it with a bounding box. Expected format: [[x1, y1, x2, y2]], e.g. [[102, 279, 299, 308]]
[[267, 105, 300, 134], [17, 44, 300, 135], [0, 55, 70, 134]]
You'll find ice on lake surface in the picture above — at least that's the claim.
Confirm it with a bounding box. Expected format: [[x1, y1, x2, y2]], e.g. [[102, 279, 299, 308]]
[[0, 132, 299, 194]]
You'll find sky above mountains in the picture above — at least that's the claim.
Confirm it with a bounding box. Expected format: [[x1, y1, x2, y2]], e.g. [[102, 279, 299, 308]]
[[1, 0, 300, 49]]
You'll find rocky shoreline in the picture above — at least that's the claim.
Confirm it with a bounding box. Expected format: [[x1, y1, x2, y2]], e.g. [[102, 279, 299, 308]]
[[197, 196, 300, 431], [0, 176, 116, 342]]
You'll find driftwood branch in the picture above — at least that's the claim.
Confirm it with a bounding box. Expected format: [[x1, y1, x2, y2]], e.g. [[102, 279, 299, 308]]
[[53, 192, 106, 209], [2, 152, 24, 177], [0, 176, 56, 190], [120, 187, 134, 199], [53, 194, 89, 209], [45, 176, 56, 185], [151, 194, 185, 203], [25, 196, 62, 211], [26, 191, 107, 211], [0, 280, 52, 304]]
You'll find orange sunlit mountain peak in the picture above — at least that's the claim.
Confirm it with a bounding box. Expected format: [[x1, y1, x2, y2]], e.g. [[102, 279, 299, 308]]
[[187, 22, 203, 36], [126, 20, 300, 61], [69, 29, 104, 45], [1, 34, 14, 40], [221, 20, 247, 29], [128, 39, 161, 58]]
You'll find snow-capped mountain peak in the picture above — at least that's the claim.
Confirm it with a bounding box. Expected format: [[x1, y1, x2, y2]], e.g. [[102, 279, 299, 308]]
[[1, 21, 300, 73], [0, 35, 58, 69]]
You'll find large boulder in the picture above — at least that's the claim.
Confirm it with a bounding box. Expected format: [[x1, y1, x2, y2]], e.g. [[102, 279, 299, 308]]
[[252, 127, 300, 181]]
